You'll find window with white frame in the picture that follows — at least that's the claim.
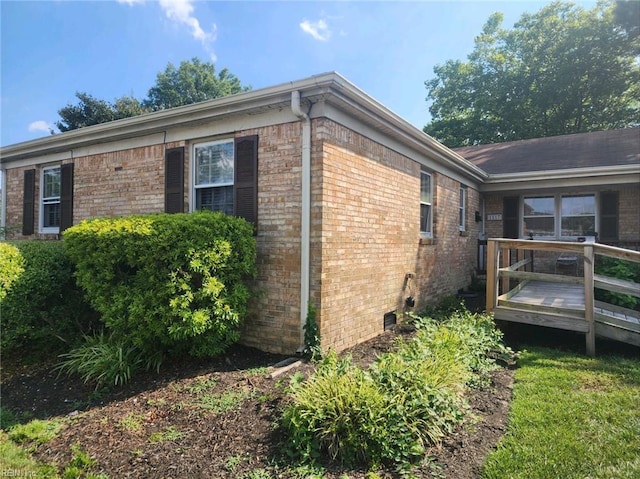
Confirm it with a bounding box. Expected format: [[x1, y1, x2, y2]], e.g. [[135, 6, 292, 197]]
[[561, 195, 595, 237], [459, 186, 466, 232], [522, 194, 596, 239], [40, 165, 61, 232], [523, 196, 555, 238], [420, 171, 433, 236], [193, 139, 234, 215]]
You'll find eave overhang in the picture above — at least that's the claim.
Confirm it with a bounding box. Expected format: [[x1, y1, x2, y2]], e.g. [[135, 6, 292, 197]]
[[480, 164, 640, 193]]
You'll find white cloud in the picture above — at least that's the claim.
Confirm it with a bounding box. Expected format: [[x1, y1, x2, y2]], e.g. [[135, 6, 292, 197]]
[[28, 120, 53, 133], [159, 0, 217, 58], [117, 0, 217, 60], [300, 18, 331, 41]]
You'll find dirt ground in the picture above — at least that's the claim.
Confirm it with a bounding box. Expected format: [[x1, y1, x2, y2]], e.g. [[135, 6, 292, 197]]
[[1, 325, 514, 478]]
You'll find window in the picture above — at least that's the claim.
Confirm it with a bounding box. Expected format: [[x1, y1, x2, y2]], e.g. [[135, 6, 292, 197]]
[[522, 194, 596, 239], [523, 196, 555, 237], [420, 171, 433, 236], [459, 186, 466, 232], [193, 139, 234, 215], [40, 165, 61, 232], [561, 195, 595, 236]]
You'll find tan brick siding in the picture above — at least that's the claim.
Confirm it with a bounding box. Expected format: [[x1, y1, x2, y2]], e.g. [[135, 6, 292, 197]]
[[311, 119, 480, 352]]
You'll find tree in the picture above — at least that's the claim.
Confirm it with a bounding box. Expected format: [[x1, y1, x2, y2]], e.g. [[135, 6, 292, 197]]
[[144, 58, 249, 111], [56, 93, 147, 132], [423, 1, 640, 147], [55, 58, 249, 131]]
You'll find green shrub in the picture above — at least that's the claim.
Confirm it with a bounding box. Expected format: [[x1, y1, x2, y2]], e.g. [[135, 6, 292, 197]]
[[0, 241, 96, 354], [282, 352, 388, 466], [595, 256, 640, 310], [0, 242, 24, 302], [63, 211, 256, 361]]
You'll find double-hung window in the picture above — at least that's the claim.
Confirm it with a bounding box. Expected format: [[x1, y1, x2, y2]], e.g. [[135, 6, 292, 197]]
[[561, 195, 595, 237], [41, 165, 61, 233], [193, 139, 234, 215], [459, 186, 466, 232], [523, 196, 555, 238], [420, 171, 433, 236]]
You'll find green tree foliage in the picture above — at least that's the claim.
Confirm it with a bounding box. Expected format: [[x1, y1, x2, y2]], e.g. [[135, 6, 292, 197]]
[[56, 58, 249, 131], [424, 1, 640, 147], [55, 93, 147, 132], [144, 58, 249, 111]]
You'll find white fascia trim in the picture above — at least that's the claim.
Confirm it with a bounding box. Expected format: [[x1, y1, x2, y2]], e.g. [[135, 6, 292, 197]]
[[481, 165, 640, 193]]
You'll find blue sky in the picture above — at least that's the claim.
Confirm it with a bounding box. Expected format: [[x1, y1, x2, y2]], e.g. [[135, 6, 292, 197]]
[[1, 0, 595, 147]]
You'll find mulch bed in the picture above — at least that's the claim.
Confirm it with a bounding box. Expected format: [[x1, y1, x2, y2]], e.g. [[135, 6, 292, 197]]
[[1, 326, 514, 478]]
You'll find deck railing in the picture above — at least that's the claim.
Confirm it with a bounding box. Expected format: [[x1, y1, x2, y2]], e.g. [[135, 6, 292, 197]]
[[486, 239, 640, 356]]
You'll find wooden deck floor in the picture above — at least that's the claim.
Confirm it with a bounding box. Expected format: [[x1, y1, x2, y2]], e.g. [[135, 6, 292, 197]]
[[494, 280, 640, 347]]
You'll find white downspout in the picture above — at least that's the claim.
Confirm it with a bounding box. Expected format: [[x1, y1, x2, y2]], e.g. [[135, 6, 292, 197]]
[[291, 90, 311, 351]]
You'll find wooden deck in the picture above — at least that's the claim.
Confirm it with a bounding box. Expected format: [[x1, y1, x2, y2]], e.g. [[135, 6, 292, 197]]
[[487, 239, 640, 355]]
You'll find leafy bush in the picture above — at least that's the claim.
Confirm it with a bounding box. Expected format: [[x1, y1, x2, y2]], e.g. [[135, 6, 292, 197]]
[[594, 256, 640, 310], [0, 242, 24, 302], [0, 241, 96, 354], [63, 211, 257, 362]]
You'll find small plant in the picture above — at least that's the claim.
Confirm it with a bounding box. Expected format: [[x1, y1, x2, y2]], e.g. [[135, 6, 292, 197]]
[[225, 454, 247, 473], [199, 388, 251, 413], [148, 426, 184, 443], [7, 418, 65, 447], [243, 469, 273, 479], [186, 375, 218, 394], [62, 443, 98, 478], [303, 301, 321, 361], [117, 414, 144, 433]]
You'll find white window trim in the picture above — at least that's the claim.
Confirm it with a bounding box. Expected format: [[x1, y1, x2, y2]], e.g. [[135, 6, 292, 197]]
[[521, 193, 598, 240], [190, 138, 234, 212], [420, 171, 433, 238], [39, 165, 61, 234], [459, 186, 466, 232]]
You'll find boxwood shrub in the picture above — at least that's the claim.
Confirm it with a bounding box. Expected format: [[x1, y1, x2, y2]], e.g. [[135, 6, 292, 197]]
[[0, 241, 96, 354], [63, 211, 257, 361]]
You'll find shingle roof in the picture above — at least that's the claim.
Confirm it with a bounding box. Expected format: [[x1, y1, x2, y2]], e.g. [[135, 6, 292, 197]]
[[454, 129, 640, 175]]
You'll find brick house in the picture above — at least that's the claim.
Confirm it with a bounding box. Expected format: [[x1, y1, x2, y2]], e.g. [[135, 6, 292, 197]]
[[455, 129, 640, 252], [3, 73, 637, 354], [0, 73, 486, 354]]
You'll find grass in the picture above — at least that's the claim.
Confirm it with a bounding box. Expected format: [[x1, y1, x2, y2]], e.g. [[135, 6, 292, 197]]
[[482, 347, 640, 479], [198, 388, 252, 413]]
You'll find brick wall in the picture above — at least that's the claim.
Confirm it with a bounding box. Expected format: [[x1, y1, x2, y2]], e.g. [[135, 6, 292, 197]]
[[311, 119, 480, 352]]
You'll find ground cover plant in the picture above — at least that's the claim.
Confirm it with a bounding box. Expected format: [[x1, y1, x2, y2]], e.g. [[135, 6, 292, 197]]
[[482, 347, 640, 479]]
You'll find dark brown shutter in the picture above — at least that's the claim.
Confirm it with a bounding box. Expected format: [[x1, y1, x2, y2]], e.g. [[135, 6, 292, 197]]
[[165, 147, 184, 214], [599, 191, 618, 242], [22, 169, 35, 236], [60, 163, 74, 232], [503, 196, 519, 238], [234, 135, 258, 230]]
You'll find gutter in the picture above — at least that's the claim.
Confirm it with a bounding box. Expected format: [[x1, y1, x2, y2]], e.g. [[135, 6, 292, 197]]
[[291, 91, 311, 351]]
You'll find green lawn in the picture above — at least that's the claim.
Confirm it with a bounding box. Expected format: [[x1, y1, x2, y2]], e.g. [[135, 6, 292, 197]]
[[482, 347, 640, 479]]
